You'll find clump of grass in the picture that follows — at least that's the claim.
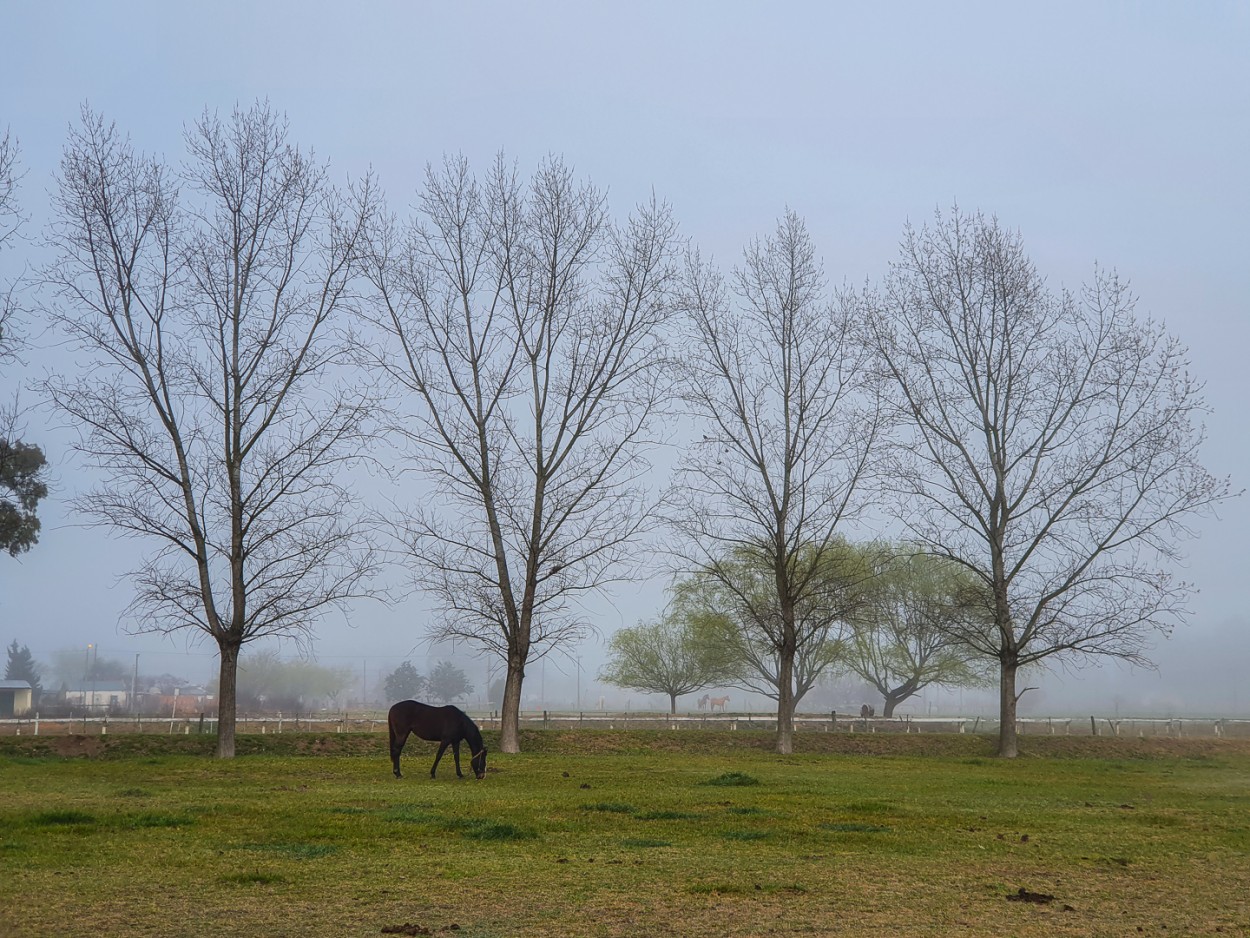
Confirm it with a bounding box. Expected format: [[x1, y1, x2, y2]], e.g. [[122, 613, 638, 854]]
[[701, 772, 760, 787], [843, 800, 891, 814], [821, 822, 892, 833], [637, 810, 700, 821], [116, 787, 151, 798], [580, 802, 636, 814], [385, 807, 441, 824], [128, 813, 194, 829], [451, 820, 537, 841], [220, 871, 286, 886], [719, 829, 768, 841], [688, 882, 746, 895], [726, 806, 770, 816], [30, 810, 96, 826], [242, 842, 338, 859], [622, 838, 672, 848]]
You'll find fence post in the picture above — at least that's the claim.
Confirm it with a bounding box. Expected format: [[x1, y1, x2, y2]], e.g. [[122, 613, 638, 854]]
[[1090, 715, 1098, 736]]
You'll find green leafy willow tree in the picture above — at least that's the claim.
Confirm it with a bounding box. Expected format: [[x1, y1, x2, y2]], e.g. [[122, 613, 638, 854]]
[[0, 129, 49, 557], [599, 601, 734, 714], [383, 660, 426, 702], [671, 212, 882, 753], [228, 649, 355, 711], [845, 546, 991, 717], [4, 639, 42, 695], [41, 105, 380, 758], [360, 155, 679, 753], [675, 541, 870, 721], [866, 208, 1237, 757]]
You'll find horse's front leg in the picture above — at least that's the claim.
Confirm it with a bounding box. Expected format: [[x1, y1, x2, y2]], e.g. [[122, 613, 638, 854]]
[[452, 740, 464, 778], [431, 741, 450, 778]]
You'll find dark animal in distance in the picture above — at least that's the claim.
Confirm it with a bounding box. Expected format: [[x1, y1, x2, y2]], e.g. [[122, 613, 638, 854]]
[[697, 694, 710, 710], [387, 700, 488, 780]]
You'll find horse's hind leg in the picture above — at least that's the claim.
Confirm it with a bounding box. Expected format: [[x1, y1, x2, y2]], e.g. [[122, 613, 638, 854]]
[[390, 728, 409, 778], [451, 740, 463, 778], [431, 741, 450, 778]]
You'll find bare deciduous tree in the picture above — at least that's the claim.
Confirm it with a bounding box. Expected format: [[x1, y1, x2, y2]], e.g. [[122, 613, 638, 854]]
[[361, 155, 679, 753], [0, 127, 23, 358], [867, 208, 1237, 757], [672, 212, 881, 753], [42, 104, 380, 757]]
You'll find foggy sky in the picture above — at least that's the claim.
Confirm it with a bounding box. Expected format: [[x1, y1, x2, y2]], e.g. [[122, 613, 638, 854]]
[[1, 2, 1246, 715]]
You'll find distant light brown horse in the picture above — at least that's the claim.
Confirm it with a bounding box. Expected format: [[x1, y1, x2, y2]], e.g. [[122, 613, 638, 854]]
[[709, 695, 730, 712]]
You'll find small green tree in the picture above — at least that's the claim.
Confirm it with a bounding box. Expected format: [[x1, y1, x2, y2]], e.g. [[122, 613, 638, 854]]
[[599, 608, 732, 714], [846, 547, 992, 717], [231, 650, 354, 711], [0, 440, 47, 558], [676, 540, 871, 718], [427, 661, 473, 705], [383, 661, 426, 702], [4, 639, 42, 695]]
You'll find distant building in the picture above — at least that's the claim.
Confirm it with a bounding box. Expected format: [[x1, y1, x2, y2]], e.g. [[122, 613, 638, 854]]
[[64, 680, 132, 711], [0, 680, 34, 717]]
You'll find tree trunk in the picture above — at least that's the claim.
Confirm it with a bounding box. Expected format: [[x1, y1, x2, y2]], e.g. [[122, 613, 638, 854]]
[[499, 658, 525, 754], [882, 697, 897, 718], [776, 647, 795, 754], [669, 693, 677, 715], [997, 657, 1019, 758], [215, 641, 241, 759]]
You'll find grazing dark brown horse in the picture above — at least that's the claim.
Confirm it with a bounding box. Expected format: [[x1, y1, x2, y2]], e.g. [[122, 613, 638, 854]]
[[387, 700, 488, 780]]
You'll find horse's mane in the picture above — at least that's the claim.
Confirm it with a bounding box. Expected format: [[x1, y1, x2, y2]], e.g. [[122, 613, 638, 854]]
[[458, 708, 485, 750]]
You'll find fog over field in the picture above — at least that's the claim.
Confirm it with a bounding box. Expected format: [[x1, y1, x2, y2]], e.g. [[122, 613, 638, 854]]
[[1, 3, 1246, 718]]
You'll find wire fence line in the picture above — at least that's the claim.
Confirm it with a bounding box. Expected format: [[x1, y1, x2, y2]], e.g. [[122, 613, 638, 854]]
[[2, 710, 1249, 739]]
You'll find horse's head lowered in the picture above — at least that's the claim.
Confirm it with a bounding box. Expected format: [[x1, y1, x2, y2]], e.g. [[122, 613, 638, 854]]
[[470, 746, 488, 779]]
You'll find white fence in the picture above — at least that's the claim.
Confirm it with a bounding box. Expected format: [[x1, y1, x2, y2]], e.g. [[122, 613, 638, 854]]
[[2, 710, 1248, 739]]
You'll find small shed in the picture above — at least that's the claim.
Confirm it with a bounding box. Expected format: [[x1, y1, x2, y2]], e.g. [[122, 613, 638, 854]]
[[0, 680, 33, 718]]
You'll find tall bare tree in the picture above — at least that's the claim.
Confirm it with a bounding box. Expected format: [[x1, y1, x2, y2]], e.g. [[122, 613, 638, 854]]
[[0, 127, 23, 355], [867, 208, 1237, 757], [672, 212, 881, 753], [361, 155, 679, 752], [42, 104, 379, 757]]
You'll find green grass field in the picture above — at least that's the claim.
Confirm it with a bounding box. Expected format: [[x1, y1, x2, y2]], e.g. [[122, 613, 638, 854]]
[[1, 731, 1247, 937]]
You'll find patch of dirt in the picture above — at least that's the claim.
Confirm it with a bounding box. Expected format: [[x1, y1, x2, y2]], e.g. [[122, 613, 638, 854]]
[[47, 735, 108, 759]]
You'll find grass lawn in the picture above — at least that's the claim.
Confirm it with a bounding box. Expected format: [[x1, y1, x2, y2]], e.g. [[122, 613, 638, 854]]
[[0, 731, 1247, 937]]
